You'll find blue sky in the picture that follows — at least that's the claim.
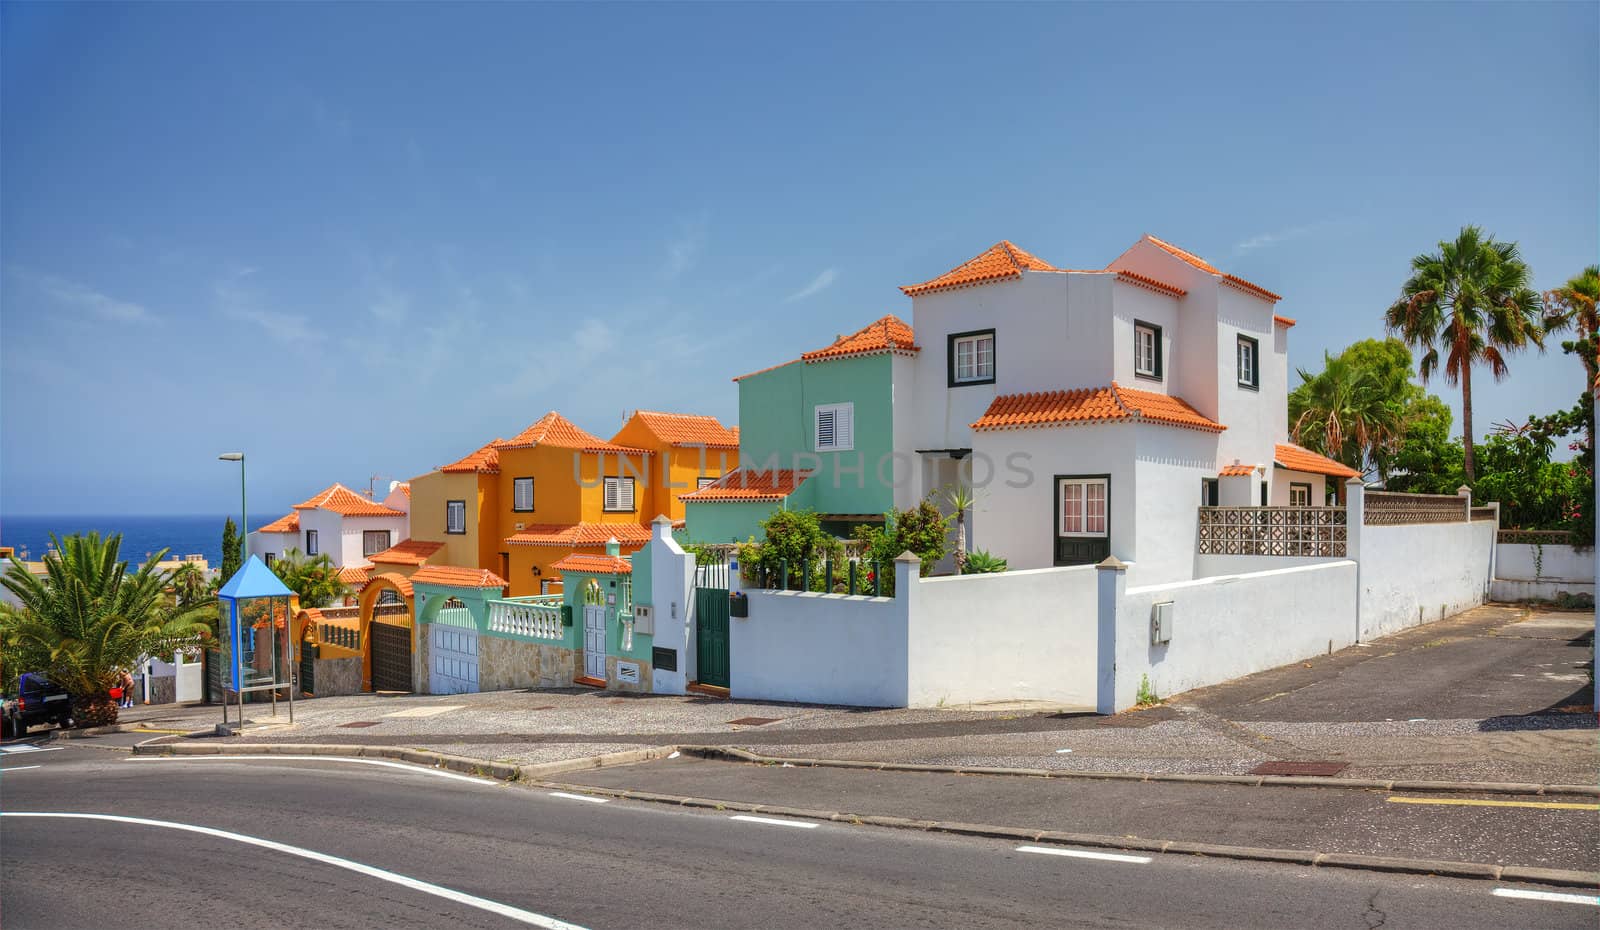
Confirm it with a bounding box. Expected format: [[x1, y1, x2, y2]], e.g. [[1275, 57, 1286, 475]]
[[2, 2, 1594, 516]]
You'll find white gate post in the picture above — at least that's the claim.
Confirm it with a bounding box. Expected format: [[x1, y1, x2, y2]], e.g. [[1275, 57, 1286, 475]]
[[1346, 478, 1365, 642], [1095, 556, 1128, 715]]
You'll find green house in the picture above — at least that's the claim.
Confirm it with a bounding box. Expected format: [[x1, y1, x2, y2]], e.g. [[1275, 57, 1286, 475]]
[[683, 315, 920, 543]]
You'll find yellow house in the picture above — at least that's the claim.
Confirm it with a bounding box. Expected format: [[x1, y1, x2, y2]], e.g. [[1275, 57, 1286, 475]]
[[408, 410, 735, 597]]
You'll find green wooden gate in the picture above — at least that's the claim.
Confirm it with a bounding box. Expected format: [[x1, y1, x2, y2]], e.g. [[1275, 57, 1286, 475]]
[[695, 586, 730, 688]]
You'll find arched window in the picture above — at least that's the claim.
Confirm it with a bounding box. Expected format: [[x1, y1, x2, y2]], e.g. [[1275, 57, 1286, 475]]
[[583, 578, 603, 605]]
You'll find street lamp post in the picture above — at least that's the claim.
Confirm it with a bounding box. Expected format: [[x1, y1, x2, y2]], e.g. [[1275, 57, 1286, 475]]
[[218, 452, 246, 565], [218, 452, 246, 725]]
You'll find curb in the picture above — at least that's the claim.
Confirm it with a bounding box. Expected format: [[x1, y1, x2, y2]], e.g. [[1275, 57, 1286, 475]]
[[677, 745, 1600, 798], [532, 777, 1600, 890], [129, 735, 678, 782]]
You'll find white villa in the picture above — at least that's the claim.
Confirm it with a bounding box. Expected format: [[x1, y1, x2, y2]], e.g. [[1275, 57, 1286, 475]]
[[899, 236, 1359, 584], [248, 481, 412, 586]]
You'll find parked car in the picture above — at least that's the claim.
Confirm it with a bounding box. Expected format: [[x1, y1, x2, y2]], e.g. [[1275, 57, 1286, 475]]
[[1, 673, 73, 738]]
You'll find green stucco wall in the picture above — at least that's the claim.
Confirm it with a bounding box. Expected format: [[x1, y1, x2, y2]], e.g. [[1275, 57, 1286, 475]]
[[683, 499, 781, 544], [559, 569, 652, 663], [736, 353, 896, 517]]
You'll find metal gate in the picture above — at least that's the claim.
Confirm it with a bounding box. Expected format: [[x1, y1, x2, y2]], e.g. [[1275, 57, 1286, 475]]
[[298, 639, 315, 695], [370, 620, 413, 692], [429, 613, 479, 695], [694, 548, 730, 689]]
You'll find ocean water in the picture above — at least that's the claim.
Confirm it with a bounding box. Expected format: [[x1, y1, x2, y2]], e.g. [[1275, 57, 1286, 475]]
[[0, 514, 281, 566]]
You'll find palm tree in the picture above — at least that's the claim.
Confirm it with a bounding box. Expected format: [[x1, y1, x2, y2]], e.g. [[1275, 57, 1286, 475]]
[[0, 533, 214, 726], [170, 561, 210, 608], [1543, 265, 1600, 452], [1289, 352, 1405, 478], [269, 548, 349, 608], [1385, 226, 1545, 481], [941, 484, 978, 573]]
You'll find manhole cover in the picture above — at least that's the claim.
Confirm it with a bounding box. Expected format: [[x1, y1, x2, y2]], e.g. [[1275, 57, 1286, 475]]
[[1249, 761, 1348, 777], [726, 716, 780, 726], [337, 721, 382, 728]]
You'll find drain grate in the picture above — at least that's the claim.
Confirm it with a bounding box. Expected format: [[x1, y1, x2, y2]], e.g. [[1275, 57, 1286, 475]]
[[726, 716, 780, 727], [337, 721, 382, 728], [1249, 761, 1348, 777]]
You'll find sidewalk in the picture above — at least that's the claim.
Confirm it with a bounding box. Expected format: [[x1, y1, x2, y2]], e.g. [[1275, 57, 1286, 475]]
[[130, 604, 1595, 785]]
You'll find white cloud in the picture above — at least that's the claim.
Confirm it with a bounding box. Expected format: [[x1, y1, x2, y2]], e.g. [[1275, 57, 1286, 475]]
[[785, 267, 838, 302], [213, 267, 314, 345], [665, 212, 709, 279], [1233, 221, 1341, 255], [16, 269, 155, 324]]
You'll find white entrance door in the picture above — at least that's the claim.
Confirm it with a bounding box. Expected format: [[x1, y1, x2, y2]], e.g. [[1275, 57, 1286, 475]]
[[583, 604, 607, 681], [175, 651, 203, 703]]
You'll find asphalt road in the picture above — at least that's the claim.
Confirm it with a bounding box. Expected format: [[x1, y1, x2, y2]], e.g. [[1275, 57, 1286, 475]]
[[3, 743, 1595, 929]]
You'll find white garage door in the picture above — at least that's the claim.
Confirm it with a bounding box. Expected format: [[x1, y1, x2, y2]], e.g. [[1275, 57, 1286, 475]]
[[429, 622, 479, 695]]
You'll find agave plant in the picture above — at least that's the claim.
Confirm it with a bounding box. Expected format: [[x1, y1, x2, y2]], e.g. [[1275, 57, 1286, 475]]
[[0, 532, 214, 726]]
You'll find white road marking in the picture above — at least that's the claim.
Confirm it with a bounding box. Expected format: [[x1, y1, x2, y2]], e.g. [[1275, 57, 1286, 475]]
[[2, 812, 587, 928], [548, 792, 609, 804], [384, 705, 464, 718], [1055, 749, 1074, 754], [125, 755, 497, 785], [1017, 845, 1152, 864], [0, 744, 62, 754], [1492, 888, 1600, 906], [730, 815, 818, 829], [0, 765, 42, 773]]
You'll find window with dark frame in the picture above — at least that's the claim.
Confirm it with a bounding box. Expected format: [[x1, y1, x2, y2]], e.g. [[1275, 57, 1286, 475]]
[[1058, 477, 1109, 537], [363, 530, 392, 557], [446, 500, 466, 534], [1289, 483, 1312, 507], [305, 529, 319, 555], [513, 476, 535, 512], [264, 552, 276, 566], [1134, 321, 1162, 379], [697, 476, 717, 490], [1237, 334, 1259, 389], [603, 476, 636, 512], [948, 329, 996, 386]]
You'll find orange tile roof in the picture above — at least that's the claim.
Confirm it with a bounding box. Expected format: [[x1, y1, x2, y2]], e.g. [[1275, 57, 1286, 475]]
[[440, 441, 502, 474], [1218, 464, 1257, 477], [902, 241, 1062, 296], [293, 483, 406, 517], [396, 483, 411, 498], [551, 553, 633, 575], [1273, 315, 1296, 327], [1274, 443, 1361, 479], [901, 241, 1059, 296], [495, 412, 650, 454], [504, 523, 656, 548], [338, 566, 371, 587], [409, 565, 508, 589], [800, 315, 919, 363], [971, 383, 1225, 433], [1139, 235, 1282, 303], [681, 468, 813, 502], [627, 410, 740, 449], [257, 512, 300, 534], [367, 538, 445, 566], [1115, 270, 1187, 299]]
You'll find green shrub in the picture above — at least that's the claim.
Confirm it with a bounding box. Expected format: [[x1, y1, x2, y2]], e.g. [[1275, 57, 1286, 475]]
[[851, 499, 951, 594], [961, 549, 1008, 574], [739, 510, 843, 591], [1136, 674, 1160, 707]]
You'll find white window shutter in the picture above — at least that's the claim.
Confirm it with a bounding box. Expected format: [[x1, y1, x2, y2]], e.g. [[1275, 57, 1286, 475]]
[[620, 478, 635, 511], [604, 478, 618, 511], [838, 405, 853, 450]]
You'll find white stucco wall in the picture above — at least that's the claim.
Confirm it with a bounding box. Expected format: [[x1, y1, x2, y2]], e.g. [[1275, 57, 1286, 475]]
[[1494, 543, 1595, 583], [1271, 470, 1327, 506], [971, 422, 1137, 572], [1132, 427, 1219, 585], [729, 590, 909, 707], [1112, 561, 1358, 711], [247, 529, 298, 563], [890, 353, 921, 511], [1109, 278, 1180, 391], [640, 521, 693, 695], [906, 565, 1099, 709], [1197, 553, 1341, 577], [1358, 519, 1495, 639]]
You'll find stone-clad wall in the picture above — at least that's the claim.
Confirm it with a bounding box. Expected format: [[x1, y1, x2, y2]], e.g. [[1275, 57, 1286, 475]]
[[313, 657, 362, 697], [479, 636, 576, 691], [147, 675, 177, 705], [415, 624, 430, 693], [604, 655, 653, 693]]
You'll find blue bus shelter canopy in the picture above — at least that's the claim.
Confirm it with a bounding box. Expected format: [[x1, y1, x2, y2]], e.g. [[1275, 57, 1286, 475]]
[[218, 555, 293, 600]]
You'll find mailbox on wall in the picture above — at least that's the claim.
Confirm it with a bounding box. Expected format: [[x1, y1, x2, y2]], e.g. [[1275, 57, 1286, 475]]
[[633, 604, 654, 635]]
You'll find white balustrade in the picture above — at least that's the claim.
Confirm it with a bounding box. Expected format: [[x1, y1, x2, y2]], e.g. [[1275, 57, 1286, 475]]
[[487, 599, 563, 641]]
